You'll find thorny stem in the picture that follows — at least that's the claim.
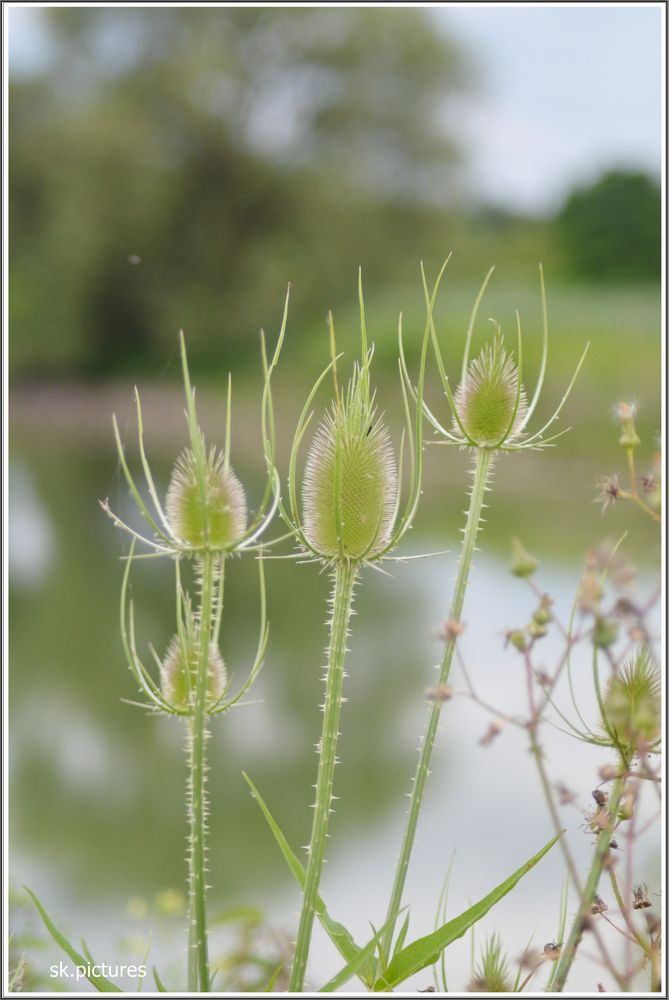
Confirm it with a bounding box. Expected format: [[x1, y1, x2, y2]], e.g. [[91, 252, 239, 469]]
[[553, 775, 626, 991], [289, 560, 358, 992], [187, 550, 215, 992], [381, 447, 494, 960]]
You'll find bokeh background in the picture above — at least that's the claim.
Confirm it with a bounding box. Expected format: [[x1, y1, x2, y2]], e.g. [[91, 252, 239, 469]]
[[8, 5, 662, 993]]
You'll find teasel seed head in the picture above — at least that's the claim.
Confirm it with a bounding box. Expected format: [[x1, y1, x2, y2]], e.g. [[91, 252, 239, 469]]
[[302, 368, 398, 560], [160, 634, 227, 711], [454, 335, 527, 447], [603, 646, 660, 755], [166, 447, 247, 549]]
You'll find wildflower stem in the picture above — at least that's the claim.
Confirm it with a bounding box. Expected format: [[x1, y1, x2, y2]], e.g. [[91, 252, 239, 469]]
[[553, 775, 626, 991], [608, 869, 652, 959], [289, 559, 357, 992], [187, 550, 214, 992], [381, 446, 494, 959]]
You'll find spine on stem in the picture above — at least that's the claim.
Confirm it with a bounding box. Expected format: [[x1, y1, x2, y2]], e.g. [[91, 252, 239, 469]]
[[381, 447, 494, 958], [186, 550, 215, 992], [289, 560, 358, 992]]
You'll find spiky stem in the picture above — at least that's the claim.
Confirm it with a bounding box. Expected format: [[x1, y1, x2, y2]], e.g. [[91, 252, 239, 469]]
[[381, 447, 494, 959], [552, 775, 626, 991], [289, 559, 358, 992], [187, 550, 214, 992]]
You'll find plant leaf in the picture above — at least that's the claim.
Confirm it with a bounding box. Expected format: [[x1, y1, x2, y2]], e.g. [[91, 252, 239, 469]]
[[373, 834, 561, 991], [320, 909, 406, 993], [393, 909, 411, 958], [242, 773, 369, 984], [25, 887, 122, 992], [153, 966, 167, 992], [263, 962, 284, 991]]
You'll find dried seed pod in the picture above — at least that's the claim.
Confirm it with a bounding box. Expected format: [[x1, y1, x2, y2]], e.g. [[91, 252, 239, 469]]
[[161, 634, 226, 711], [166, 447, 247, 548], [454, 335, 527, 447], [302, 370, 398, 560]]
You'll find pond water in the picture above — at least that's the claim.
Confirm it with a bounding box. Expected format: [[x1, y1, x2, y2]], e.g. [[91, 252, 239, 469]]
[[9, 421, 660, 993]]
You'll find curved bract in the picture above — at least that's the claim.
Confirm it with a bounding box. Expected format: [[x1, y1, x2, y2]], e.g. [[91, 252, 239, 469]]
[[423, 264, 589, 453]]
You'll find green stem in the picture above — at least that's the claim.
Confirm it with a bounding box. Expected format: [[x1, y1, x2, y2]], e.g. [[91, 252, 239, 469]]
[[553, 775, 626, 992], [187, 550, 214, 992], [381, 447, 494, 959], [289, 559, 358, 992]]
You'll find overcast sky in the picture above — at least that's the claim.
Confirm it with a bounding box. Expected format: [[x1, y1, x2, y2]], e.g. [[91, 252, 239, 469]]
[[8, 3, 664, 214], [435, 4, 663, 211]]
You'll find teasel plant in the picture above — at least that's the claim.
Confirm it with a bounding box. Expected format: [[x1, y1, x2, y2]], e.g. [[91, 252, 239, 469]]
[[549, 623, 662, 991], [380, 265, 591, 960], [458, 520, 661, 992], [100, 298, 288, 993], [256, 268, 444, 992]]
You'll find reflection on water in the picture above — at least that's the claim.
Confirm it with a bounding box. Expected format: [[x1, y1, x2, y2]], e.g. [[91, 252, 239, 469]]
[[9, 431, 660, 992]]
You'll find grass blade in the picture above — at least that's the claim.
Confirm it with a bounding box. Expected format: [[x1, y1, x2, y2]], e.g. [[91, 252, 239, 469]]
[[25, 888, 121, 992], [242, 773, 368, 981], [320, 919, 390, 993], [153, 966, 167, 992], [373, 834, 561, 991]]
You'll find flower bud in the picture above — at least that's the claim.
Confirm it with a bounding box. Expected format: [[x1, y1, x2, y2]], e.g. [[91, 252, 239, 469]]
[[510, 536, 539, 577], [454, 336, 527, 447], [166, 448, 247, 548], [615, 401, 641, 449], [593, 616, 618, 649], [302, 374, 397, 560], [161, 634, 227, 711]]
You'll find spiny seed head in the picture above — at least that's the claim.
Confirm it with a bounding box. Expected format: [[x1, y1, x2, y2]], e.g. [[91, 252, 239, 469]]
[[469, 934, 511, 993], [160, 634, 226, 711], [166, 447, 247, 548], [302, 367, 398, 560], [604, 646, 660, 753], [455, 335, 527, 447]]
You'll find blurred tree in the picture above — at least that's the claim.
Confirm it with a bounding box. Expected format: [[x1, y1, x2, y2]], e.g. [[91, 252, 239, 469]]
[[10, 8, 471, 377], [555, 169, 660, 283]]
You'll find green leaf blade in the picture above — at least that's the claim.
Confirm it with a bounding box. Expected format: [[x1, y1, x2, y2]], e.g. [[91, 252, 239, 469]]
[[242, 773, 368, 982], [373, 834, 561, 991], [25, 888, 122, 992]]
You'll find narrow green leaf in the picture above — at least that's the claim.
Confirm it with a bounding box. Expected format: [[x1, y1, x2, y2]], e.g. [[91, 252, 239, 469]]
[[242, 773, 367, 981], [25, 888, 121, 992], [373, 834, 561, 991], [153, 966, 167, 992], [393, 909, 411, 958], [263, 962, 284, 992], [320, 924, 386, 993], [320, 909, 406, 993]]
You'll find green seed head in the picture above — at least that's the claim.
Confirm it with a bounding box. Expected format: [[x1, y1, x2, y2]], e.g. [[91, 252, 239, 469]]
[[604, 646, 660, 754], [302, 368, 398, 560], [160, 634, 227, 711], [166, 447, 247, 548], [455, 336, 526, 447]]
